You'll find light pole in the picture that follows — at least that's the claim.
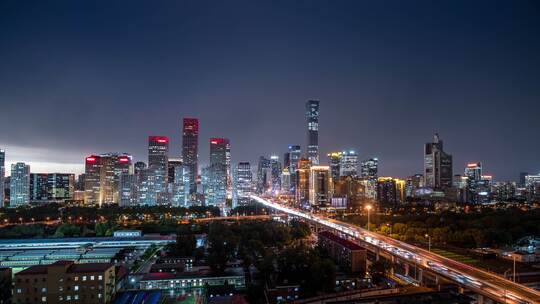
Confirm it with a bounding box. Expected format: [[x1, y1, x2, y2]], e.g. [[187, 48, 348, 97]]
[[425, 234, 431, 252], [365, 205, 372, 231], [513, 255, 516, 282]]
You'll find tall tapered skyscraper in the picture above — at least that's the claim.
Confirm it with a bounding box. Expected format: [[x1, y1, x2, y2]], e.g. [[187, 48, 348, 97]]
[[182, 118, 199, 198], [306, 100, 320, 165]]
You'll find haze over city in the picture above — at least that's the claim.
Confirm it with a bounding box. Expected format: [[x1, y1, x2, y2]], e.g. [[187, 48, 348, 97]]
[[1, 0, 540, 180]]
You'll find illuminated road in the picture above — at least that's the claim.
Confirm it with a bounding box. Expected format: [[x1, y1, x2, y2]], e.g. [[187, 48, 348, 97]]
[[252, 195, 540, 304]]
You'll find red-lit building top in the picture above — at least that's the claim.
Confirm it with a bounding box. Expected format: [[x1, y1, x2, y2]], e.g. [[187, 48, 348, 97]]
[[149, 136, 169, 144]]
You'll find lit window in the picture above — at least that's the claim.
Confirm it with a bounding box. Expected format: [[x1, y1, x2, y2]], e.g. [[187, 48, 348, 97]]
[[98, 275, 103, 280], [16, 288, 22, 294], [42, 287, 47, 293], [90, 275, 95, 280], [67, 296, 71, 300], [41, 297, 47, 302], [74, 286, 79, 291], [74, 295, 79, 300], [59, 286, 63, 292], [74, 276, 79, 281], [82, 276, 87, 281], [98, 293, 102, 299]]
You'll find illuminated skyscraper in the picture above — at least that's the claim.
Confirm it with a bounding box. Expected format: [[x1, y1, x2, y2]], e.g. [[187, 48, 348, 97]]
[[148, 136, 169, 205], [207, 138, 230, 208], [281, 168, 291, 194], [309, 166, 332, 209], [270, 155, 281, 192], [182, 118, 199, 198], [295, 158, 311, 207], [339, 150, 358, 177], [464, 162, 482, 203], [377, 177, 405, 207], [0, 149, 4, 207], [327, 152, 341, 181], [30, 173, 74, 203], [256, 156, 271, 194], [360, 158, 378, 179], [10, 162, 30, 207], [287, 145, 301, 192], [233, 162, 252, 207], [306, 100, 320, 165], [525, 174, 540, 202], [424, 133, 453, 191], [83, 153, 132, 206], [360, 158, 378, 199]]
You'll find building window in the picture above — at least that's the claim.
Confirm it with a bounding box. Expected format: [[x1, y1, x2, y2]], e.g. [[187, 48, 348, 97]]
[[74, 285, 79, 291], [16, 288, 22, 294], [74, 276, 79, 281], [90, 275, 95, 280], [59, 286, 63, 292], [98, 293, 102, 299], [41, 296, 47, 302], [98, 275, 103, 280], [42, 287, 47, 293], [82, 276, 87, 281], [74, 295, 79, 300], [67, 295, 71, 300]]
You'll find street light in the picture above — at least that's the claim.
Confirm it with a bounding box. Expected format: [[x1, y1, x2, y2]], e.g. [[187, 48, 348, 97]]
[[365, 205, 372, 231], [425, 234, 431, 252]]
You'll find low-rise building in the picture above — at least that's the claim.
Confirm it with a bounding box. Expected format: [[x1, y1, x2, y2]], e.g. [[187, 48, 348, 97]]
[[318, 231, 366, 273], [13, 260, 116, 304]]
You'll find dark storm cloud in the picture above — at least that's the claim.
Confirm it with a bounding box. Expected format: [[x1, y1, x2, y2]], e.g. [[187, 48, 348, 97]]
[[0, 0, 539, 179]]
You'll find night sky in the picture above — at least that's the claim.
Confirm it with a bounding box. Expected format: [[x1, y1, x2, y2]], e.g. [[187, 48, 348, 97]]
[[1, 0, 539, 181]]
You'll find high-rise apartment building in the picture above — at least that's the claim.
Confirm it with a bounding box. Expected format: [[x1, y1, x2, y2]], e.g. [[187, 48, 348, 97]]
[[0, 149, 4, 207], [182, 118, 199, 198], [306, 100, 320, 165], [207, 138, 230, 208], [233, 162, 252, 207], [309, 166, 332, 209], [148, 136, 169, 205], [424, 133, 453, 191], [10, 162, 30, 207], [30, 173, 75, 203]]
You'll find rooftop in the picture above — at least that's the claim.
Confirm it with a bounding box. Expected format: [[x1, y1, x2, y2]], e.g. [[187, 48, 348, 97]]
[[16, 260, 113, 275], [318, 231, 364, 251]]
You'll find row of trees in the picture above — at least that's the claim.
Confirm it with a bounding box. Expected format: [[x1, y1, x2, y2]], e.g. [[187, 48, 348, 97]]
[[0, 203, 220, 223], [347, 207, 540, 248]]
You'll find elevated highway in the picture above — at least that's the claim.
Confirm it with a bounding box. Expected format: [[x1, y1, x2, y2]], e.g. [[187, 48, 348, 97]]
[[252, 195, 540, 304]]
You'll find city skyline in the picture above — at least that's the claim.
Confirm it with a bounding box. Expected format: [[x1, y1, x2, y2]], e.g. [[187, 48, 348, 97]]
[[1, 1, 540, 180]]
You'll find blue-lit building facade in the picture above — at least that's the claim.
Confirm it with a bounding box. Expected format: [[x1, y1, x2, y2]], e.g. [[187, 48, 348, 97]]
[[10, 162, 30, 207]]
